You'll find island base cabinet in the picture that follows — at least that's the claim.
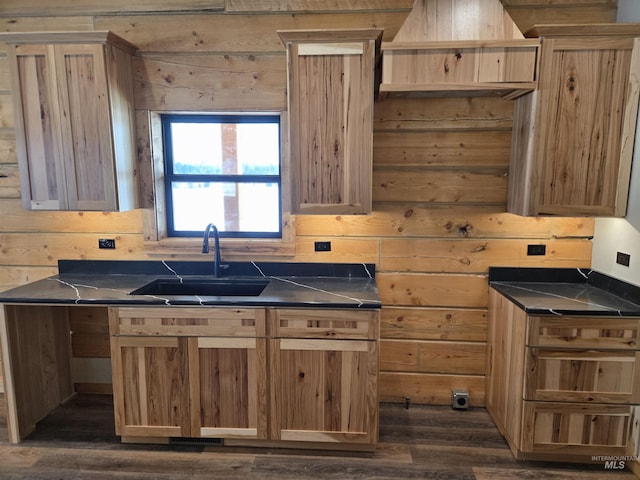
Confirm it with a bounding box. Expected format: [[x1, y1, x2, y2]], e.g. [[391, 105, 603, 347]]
[[269, 338, 378, 444]]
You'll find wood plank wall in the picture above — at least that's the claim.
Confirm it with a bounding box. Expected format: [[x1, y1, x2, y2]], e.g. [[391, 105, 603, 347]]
[[0, 0, 616, 404]]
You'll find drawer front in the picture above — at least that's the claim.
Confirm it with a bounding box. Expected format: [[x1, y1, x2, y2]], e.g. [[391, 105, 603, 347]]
[[110, 307, 265, 337], [269, 308, 379, 340], [527, 317, 640, 350], [522, 401, 640, 456], [525, 348, 640, 403]]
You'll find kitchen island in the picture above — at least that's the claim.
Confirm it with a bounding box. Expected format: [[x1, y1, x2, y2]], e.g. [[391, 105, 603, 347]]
[[0, 260, 381, 450], [486, 267, 640, 472]]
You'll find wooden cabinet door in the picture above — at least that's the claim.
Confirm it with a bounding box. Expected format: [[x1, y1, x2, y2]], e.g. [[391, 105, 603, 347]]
[[522, 402, 640, 457], [54, 43, 118, 211], [509, 34, 640, 216], [10, 44, 67, 210], [6, 32, 138, 212], [111, 336, 190, 438], [525, 348, 640, 404], [270, 338, 378, 445], [279, 30, 382, 215], [189, 337, 268, 439]]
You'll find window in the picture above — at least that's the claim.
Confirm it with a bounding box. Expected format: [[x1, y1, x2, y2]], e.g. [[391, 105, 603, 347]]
[[161, 114, 282, 238]]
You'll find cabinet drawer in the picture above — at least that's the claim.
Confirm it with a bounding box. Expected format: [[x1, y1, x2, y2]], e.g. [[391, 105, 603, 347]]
[[525, 348, 640, 403], [521, 401, 640, 457], [527, 317, 640, 350], [109, 307, 266, 337], [269, 308, 379, 340]]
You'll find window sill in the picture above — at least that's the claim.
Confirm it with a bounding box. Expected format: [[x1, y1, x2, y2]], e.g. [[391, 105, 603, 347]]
[[143, 236, 295, 258]]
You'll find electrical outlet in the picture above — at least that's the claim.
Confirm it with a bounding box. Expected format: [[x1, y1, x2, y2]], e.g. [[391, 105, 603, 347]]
[[527, 244, 546, 256], [314, 241, 331, 252], [98, 238, 116, 249], [617, 251, 631, 267]]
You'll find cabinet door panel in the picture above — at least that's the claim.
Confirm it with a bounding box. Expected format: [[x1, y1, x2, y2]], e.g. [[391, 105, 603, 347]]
[[56, 44, 117, 211], [522, 401, 638, 457], [189, 337, 268, 439], [111, 336, 189, 437], [281, 30, 381, 215], [527, 316, 640, 350], [509, 35, 640, 217], [525, 348, 640, 403], [270, 338, 377, 444], [13, 45, 66, 209], [270, 308, 378, 340]]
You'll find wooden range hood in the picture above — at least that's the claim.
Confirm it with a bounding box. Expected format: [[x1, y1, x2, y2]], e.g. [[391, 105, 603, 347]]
[[379, 0, 539, 99]]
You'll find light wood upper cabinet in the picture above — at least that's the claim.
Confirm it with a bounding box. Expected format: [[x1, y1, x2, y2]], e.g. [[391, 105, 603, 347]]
[[508, 25, 640, 216], [3, 31, 138, 211], [278, 29, 382, 215]]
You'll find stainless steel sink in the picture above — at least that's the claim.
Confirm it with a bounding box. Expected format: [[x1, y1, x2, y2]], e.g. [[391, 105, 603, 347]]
[[129, 278, 270, 297]]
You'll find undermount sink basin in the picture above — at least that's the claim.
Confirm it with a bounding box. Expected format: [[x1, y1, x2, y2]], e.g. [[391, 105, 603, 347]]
[[129, 278, 270, 297]]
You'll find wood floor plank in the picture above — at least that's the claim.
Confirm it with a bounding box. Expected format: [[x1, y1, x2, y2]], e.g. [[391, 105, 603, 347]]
[[0, 394, 638, 479], [473, 466, 637, 479]]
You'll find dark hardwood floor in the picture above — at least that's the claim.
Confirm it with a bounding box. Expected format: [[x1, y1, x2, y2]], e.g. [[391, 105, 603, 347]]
[[0, 394, 636, 479]]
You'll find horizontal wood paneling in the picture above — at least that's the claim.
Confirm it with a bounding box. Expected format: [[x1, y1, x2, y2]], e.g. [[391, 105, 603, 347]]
[[226, 1, 415, 13], [373, 168, 508, 204], [95, 12, 407, 53], [0, 233, 146, 265], [373, 131, 511, 168], [0, 130, 16, 164], [0, 56, 9, 92], [381, 306, 487, 342], [0, 93, 13, 128], [293, 238, 379, 264], [0, 16, 94, 34], [295, 204, 595, 238], [0, 164, 19, 198], [133, 54, 286, 111], [0, 200, 144, 233], [377, 273, 488, 308], [0, 0, 225, 16], [379, 372, 486, 406], [381, 339, 486, 375], [374, 97, 515, 131], [380, 238, 592, 273]]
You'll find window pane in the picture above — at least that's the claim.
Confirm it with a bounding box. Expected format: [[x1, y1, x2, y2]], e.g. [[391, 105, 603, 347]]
[[236, 124, 280, 175], [171, 182, 280, 234], [170, 122, 279, 175], [171, 123, 222, 174]]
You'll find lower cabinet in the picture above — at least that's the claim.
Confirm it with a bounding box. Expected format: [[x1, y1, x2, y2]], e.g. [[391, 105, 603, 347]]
[[269, 307, 379, 444], [486, 288, 640, 461], [109, 307, 268, 440], [110, 336, 191, 437], [109, 306, 379, 448]]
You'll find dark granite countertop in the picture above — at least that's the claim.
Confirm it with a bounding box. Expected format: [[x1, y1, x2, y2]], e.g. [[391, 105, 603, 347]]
[[489, 267, 640, 317], [0, 260, 381, 309]]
